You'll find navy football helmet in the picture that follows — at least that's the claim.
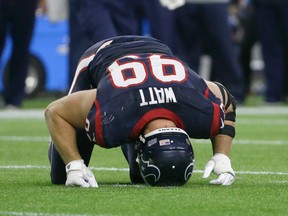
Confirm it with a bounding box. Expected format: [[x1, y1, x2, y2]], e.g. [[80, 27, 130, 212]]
[[137, 128, 194, 186]]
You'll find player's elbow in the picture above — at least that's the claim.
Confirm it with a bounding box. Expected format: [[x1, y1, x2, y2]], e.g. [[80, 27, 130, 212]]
[[44, 102, 59, 124]]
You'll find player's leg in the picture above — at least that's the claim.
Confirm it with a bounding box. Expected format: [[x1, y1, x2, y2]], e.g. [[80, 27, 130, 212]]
[[48, 140, 66, 184], [4, 0, 37, 106], [48, 128, 95, 184], [253, 1, 284, 102], [203, 3, 244, 102], [121, 142, 144, 184], [68, 0, 94, 86], [174, 4, 203, 70]]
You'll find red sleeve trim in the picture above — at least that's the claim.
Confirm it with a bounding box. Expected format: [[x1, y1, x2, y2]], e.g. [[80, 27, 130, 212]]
[[210, 102, 221, 137], [95, 100, 105, 147], [204, 87, 209, 98]]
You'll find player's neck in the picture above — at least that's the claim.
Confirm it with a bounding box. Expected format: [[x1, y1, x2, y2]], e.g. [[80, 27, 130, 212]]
[[143, 118, 176, 135]]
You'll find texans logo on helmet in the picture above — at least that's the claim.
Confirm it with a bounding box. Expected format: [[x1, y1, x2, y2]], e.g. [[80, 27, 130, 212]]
[[139, 155, 161, 183], [184, 162, 194, 181]]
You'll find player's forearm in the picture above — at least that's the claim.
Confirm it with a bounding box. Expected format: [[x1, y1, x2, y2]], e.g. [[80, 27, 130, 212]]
[[45, 106, 82, 164], [211, 118, 235, 156], [210, 134, 233, 156]]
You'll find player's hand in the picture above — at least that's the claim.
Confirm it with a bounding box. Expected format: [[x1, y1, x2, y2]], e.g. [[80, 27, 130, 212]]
[[65, 159, 98, 188], [202, 153, 235, 186]]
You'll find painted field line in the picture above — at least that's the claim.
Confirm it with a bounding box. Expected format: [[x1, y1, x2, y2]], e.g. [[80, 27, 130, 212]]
[[237, 106, 288, 115], [0, 136, 49, 142], [0, 109, 44, 119], [0, 136, 287, 145], [1, 165, 287, 175], [0, 106, 288, 119], [193, 139, 288, 145], [271, 180, 288, 184], [237, 119, 288, 125]]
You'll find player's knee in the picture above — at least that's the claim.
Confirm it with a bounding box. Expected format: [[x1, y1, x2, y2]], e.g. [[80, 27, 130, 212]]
[[44, 104, 52, 121], [44, 102, 58, 123]]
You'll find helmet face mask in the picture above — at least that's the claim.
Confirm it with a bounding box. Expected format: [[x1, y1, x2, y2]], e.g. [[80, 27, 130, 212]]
[[137, 128, 194, 186]]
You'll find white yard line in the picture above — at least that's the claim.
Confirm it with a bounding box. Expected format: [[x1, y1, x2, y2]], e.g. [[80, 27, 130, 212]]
[[0, 136, 287, 145], [237, 119, 288, 125], [194, 139, 288, 145], [0, 165, 287, 175], [0, 106, 287, 119], [0, 109, 44, 119], [0, 136, 49, 142], [237, 106, 288, 115]]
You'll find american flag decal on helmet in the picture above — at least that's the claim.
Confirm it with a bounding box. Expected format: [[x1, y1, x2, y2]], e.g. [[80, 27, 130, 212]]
[[159, 139, 171, 146]]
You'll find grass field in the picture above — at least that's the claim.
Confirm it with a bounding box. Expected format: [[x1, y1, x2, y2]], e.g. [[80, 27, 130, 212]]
[[0, 104, 288, 216]]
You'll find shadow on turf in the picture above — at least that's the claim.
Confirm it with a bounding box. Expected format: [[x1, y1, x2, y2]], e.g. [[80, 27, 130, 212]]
[[97, 180, 209, 188], [32, 178, 209, 188]]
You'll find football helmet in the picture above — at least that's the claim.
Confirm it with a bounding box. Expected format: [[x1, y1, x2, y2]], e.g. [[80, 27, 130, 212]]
[[137, 128, 194, 186]]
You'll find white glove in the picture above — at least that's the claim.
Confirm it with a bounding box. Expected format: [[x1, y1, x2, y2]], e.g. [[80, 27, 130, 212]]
[[203, 153, 235, 186], [65, 159, 98, 188], [159, 0, 185, 10]]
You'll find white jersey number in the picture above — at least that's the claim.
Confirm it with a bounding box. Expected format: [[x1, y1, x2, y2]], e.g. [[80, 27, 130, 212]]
[[108, 54, 187, 88]]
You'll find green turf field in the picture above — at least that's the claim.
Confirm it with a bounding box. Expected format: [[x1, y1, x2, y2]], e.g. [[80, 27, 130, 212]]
[[0, 106, 287, 216]]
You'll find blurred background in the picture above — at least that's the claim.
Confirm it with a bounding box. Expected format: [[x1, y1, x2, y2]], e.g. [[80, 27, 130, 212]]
[[1, 0, 287, 109]]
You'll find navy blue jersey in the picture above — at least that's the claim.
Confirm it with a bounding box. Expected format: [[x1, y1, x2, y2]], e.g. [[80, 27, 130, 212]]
[[71, 36, 224, 148], [69, 35, 173, 93]]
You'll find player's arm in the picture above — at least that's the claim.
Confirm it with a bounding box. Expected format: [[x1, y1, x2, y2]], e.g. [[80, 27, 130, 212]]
[[203, 81, 237, 185], [45, 89, 98, 187], [45, 89, 96, 164], [205, 81, 236, 155]]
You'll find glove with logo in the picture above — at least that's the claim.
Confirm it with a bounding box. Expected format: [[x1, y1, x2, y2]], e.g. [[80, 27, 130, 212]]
[[65, 159, 98, 188], [202, 153, 235, 186]]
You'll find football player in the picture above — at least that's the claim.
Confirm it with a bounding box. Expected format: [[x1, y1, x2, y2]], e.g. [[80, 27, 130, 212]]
[[45, 35, 237, 187]]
